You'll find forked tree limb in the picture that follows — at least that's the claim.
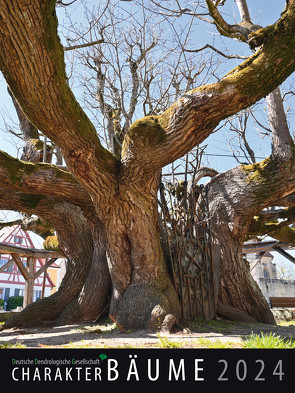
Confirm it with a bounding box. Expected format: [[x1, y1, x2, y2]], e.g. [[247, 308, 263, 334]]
[[0, 1, 295, 191]]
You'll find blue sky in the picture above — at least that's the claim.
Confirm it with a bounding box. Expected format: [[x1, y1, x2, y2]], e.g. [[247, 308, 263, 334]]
[[0, 0, 289, 164], [0, 0, 294, 275], [0, 0, 289, 160]]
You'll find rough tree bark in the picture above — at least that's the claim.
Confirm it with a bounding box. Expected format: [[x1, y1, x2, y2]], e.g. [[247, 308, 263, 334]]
[[1, 0, 295, 329], [3, 88, 111, 326], [0, 157, 111, 328], [206, 85, 294, 324]]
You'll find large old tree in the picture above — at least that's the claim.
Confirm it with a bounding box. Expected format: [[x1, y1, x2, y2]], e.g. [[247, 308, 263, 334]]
[[1, 0, 295, 330]]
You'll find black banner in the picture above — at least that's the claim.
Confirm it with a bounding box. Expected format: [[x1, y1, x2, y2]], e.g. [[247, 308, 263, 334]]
[[0, 348, 293, 387]]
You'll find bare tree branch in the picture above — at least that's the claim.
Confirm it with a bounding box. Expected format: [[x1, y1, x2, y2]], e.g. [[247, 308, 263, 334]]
[[64, 38, 104, 51], [185, 44, 248, 59], [266, 87, 293, 157], [205, 0, 261, 42]]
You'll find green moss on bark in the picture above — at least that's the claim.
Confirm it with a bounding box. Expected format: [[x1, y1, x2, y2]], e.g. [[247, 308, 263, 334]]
[[28, 139, 44, 150], [20, 194, 44, 209], [31, 218, 55, 239], [269, 226, 295, 243], [0, 150, 78, 186], [242, 157, 278, 184], [122, 116, 167, 157], [0, 151, 40, 184], [241, 156, 283, 206], [223, 5, 295, 99]]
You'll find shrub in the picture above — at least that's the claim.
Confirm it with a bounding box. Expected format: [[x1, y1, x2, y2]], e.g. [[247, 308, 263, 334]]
[[0, 298, 4, 308], [6, 296, 23, 311]]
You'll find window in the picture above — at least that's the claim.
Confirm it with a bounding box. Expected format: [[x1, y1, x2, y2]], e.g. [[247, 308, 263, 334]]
[[0, 258, 7, 267], [14, 289, 24, 296], [14, 236, 23, 244], [34, 290, 41, 302], [263, 268, 270, 278], [0, 288, 3, 299], [0, 258, 13, 273], [6, 264, 14, 273]]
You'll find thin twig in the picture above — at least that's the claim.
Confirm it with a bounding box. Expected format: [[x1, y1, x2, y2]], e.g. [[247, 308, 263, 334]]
[[64, 39, 104, 51], [185, 44, 248, 59]]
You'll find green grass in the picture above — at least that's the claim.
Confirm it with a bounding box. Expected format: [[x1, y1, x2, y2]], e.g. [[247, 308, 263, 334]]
[[62, 341, 148, 349], [156, 335, 239, 349], [187, 319, 240, 333], [0, 341, 26, 349], [243, 332, 295, 348], [69, 320, 118, 335], [194, 338, 239, 348], [156, 329, 295, 349], [157, 334, 182, 348], [58, 332, 295, 349], [1, 317, 295, 349], [278, 321, 295, 327]]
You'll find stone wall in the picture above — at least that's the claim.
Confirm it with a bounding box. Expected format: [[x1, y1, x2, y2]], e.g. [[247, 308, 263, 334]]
[[258, 277, 295, 302], [0, 311, 16, 322], [272, 308, 295, 322]]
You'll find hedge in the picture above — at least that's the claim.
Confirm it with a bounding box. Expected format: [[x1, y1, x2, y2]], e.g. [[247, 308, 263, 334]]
[[6, 296, 23, 311]]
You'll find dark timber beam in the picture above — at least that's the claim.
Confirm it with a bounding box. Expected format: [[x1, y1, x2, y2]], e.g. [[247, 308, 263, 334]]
[[272, 245, 295, 265], [242, 241, 295, 254]]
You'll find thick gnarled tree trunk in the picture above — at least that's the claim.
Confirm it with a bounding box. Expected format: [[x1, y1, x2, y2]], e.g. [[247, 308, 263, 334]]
[[104, 180, 180, 329], [0, 185, 111, 328], [1, 0, 295, 330], [206, 153, 295, 324]]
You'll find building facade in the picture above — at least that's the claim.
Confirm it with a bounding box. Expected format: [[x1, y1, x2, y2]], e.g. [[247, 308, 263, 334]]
[[249, 251, 295, 303], [0, 225, 60, 308]]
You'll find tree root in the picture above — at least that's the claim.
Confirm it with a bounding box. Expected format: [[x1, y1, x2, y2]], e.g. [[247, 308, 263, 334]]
[[217, 301, 264, 324]]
